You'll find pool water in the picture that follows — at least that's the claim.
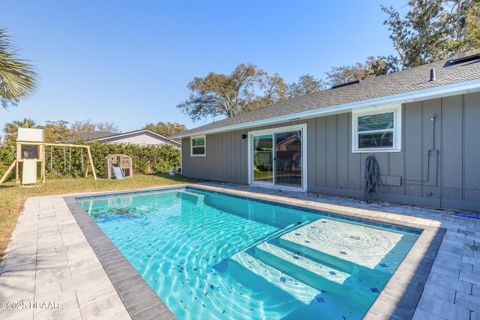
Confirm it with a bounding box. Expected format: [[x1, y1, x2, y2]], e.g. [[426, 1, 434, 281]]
[[79, 188, 420, 320]]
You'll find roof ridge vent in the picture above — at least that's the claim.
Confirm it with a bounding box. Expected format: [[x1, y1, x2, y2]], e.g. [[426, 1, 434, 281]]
[[331, 78, 360, 89], [444, 49, 480, 67]]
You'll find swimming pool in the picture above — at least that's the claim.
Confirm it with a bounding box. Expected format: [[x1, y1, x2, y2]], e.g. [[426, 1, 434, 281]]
[[78, 187, 420, 320]]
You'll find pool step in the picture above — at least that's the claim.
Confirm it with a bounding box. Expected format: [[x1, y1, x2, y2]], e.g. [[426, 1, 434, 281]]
[[252, 242, 375, 306], [253, 242, 349, 293], [278, 237, 389, 281], [176, 191, 205, 205], [278, 237, 355, 274], [229, 252, 321, 304], [278, 218, 400, 280]]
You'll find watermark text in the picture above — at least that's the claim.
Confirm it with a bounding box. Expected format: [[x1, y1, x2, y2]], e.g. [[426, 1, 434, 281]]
[[0, 301, 60, 310]]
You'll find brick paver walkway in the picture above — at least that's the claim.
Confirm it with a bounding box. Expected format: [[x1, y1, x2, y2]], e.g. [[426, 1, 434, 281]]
[[0, 195, 131, 320]]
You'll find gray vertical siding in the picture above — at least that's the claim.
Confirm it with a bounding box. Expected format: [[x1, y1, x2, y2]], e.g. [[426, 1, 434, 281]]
[[182, 130, 248, 184], [181, 92, 480, 211]]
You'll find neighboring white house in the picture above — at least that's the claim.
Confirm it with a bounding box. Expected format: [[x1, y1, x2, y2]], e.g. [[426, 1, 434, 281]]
[[74, 129, 181, 148]]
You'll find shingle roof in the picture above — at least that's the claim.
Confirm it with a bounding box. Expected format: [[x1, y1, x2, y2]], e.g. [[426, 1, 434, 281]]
[[96, 129, 181, 146], [69, 129, 181, 146], [68, 131, 115, 143], [175, 56, 480, 138]]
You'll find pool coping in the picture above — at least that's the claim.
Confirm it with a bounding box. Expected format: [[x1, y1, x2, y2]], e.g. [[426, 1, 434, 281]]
[[64, 183, 446, 320]]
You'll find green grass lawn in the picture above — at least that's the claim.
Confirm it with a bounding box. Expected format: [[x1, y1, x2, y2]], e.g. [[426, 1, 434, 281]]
[[0, 174, 192, 259]]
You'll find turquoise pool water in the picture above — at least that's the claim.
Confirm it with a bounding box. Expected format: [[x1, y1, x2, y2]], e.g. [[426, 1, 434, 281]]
[[79, 187, 420, 320]]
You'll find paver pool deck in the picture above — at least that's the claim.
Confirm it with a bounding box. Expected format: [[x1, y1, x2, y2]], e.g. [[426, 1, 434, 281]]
[[0, 182, 479, 320]]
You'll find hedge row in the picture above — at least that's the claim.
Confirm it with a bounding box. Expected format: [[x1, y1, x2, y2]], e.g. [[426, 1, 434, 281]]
[[0, 142, 181, 180], [86, 143, 180, 177]]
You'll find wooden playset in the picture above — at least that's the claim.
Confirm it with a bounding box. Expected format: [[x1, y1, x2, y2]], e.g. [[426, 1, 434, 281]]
[[0, 128, 97, 185], [104, 154, 133, 179]]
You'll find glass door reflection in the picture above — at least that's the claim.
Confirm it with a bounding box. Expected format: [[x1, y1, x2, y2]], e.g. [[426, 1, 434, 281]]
[[274, 131, 302, 187], [253, 134, 273, 184]]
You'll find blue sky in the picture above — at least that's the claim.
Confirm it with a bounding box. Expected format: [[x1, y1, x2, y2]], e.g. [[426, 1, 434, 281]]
[[0, 0, 400, 132]]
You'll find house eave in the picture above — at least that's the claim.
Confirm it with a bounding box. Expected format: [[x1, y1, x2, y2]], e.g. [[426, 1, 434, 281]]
[[95, 129, 181, 146], [172, 78, 480, 139]]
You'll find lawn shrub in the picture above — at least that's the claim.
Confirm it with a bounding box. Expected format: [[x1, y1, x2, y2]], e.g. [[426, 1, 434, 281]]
[[0, 144, 15, 180]]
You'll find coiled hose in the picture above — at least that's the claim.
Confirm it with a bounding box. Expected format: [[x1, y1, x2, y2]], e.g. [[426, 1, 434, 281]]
[[364, 155, 381, 198]]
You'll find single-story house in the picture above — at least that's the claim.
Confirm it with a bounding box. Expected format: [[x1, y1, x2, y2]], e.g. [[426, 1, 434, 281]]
[[172, 51, 480, 212], [73, 129, 181, 148]]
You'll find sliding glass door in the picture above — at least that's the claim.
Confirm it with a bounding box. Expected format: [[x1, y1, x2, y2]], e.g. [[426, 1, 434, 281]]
[[253, 134, 273, 184], [250, 125, 305, 190]]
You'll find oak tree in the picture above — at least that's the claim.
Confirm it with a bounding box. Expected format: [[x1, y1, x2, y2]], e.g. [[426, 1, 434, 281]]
[[177, 64, 286, 120]]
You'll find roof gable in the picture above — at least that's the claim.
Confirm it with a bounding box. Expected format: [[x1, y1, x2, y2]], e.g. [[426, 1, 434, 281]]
[[96, 129, 181, 146]]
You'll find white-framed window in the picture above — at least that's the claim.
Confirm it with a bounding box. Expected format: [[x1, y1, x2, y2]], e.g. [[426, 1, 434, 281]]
[[352, 104, 402, 153], [190, 135, 206, 157]]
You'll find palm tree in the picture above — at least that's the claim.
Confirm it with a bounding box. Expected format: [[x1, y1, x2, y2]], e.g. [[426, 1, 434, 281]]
[[0, 28, 37, 109], [3, 118, 37, 133]]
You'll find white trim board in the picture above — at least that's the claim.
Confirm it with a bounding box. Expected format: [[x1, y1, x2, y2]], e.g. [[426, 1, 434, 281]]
[[247, 124, 307, 192], [173, 78, 480, 139]]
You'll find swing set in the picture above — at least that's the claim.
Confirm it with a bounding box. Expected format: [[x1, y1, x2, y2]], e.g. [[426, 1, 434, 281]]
[[0, 128, 97, 185]]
